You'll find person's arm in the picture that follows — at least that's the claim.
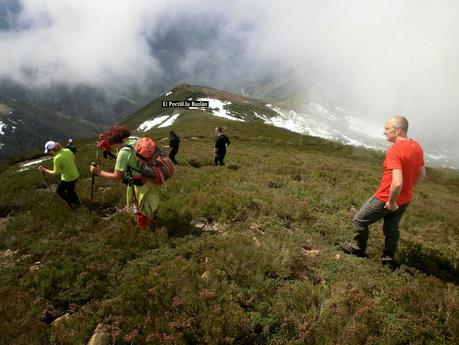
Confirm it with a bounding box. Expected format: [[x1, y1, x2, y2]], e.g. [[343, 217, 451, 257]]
[[385, 169, 403, 211], [415, 165, 426, 185], [39, 155, 60, 176], [90, 166, 124, 181], [90, 147, 128, 180], [38, 166, 56, 175]]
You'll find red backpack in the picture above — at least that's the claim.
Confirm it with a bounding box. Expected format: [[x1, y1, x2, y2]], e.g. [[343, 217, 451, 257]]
[[124, 137, 175, 185]]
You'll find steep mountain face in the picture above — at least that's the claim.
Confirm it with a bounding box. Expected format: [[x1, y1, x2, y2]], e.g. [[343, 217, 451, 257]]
[[0, 96, 103, 163]]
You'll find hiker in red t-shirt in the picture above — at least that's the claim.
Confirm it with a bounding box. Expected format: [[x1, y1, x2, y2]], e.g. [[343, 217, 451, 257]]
[[97, 134, 116, 159], [340, 115, 426, 269]]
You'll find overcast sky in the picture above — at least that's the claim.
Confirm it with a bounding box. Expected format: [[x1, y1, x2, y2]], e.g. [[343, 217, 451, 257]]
[[1, 0, 458, 150]]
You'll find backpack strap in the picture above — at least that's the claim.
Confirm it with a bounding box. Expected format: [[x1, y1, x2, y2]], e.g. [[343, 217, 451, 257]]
[[120, 144, 143, 175]]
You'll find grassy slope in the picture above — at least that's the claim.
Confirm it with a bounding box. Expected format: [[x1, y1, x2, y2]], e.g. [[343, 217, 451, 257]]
[[0, 106, 458, 344]]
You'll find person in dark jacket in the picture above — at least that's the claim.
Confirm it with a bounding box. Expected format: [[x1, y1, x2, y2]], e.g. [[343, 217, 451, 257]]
[[168, 131, 180, 165], [66, 138, 77, 154], [214, 127, 230, 166]]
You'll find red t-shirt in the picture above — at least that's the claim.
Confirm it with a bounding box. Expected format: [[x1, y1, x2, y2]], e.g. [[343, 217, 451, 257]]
[[375, 139, 424, 205], [97, 140, 112, 151]]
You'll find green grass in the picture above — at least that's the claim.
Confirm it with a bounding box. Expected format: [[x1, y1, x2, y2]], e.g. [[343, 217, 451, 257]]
[[0, 96, 458, 344]]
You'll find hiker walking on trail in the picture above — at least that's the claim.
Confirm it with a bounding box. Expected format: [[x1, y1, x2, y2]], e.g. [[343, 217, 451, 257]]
[[214, 127, 230, 166], [66, 138, 77, 154], [89, 125, 163, 230], [39, 141, 80, 208], [97, 134, 116, 159], [167, 131, 180, 165], [340, 115, 426, 269]]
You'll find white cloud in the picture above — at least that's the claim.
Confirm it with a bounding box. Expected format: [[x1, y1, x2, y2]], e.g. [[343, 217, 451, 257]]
[[0, 0, 170, 86], [1, 0, 459, 155]]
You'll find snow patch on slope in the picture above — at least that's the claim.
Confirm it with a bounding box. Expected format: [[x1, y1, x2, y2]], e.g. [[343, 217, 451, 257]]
[[17, 157, 52, 172], [158, 114, 181, 128], [264, 104, 382, 150], [137, 116, 170, 131], [191, 98, 245, 122], [137, 113, 182, 131]]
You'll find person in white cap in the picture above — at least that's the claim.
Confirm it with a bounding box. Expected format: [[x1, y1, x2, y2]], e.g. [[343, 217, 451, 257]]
[[66, 138, 77, 154], [39, 140, 80, 208]]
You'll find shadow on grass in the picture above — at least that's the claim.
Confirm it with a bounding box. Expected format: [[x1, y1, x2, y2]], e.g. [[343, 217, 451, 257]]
[[398, 242, 459, 284], [186, 158, 219, 168], [79, 200, 118, 218], [157, 210, 201, 238], [0, 204, 19, 217]]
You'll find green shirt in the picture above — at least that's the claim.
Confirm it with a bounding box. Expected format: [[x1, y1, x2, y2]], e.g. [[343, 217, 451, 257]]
[[53, 148, 79, 181], [115, 140, 142, 177]]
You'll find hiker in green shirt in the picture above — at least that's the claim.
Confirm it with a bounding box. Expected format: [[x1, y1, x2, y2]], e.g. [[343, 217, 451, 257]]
[[89, 124, 162, 230], [39, 141, 80, 208]]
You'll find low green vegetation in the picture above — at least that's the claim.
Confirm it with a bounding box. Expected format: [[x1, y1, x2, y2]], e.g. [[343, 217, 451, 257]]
[[0, 99, 458, 344]]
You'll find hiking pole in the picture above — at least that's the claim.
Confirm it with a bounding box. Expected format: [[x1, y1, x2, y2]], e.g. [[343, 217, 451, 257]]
[[89, 146, 100, 214], [42, 172, 52, 192], [89, 161, 97, 214]]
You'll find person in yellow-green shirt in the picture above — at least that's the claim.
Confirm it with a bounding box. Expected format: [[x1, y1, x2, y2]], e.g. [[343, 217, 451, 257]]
[[39, 140, 80, 208]]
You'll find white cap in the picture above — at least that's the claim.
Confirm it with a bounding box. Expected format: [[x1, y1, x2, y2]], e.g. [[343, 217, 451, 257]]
[[68, 138, 73, 143], [44, 141, 56, 153]]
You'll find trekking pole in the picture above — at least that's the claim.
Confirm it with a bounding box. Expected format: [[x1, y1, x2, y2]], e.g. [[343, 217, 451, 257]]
[[42, 172, 52, 192], [89, 146, 101, 214], [89, 161, 97, 214]]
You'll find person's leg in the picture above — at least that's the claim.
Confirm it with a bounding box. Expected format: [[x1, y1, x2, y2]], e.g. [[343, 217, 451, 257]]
[[352, 196, 389, 253], [137, 183, 160, 230], [214, 155, 219, 166], [66, 179, 80, 206], [56, 181, 67, 201], [382, 203, 409, 260], [169, 149, 178, 164], [219, 153, 226, 166], [341, 196, 389, 256], [56, 181, 72, 207]]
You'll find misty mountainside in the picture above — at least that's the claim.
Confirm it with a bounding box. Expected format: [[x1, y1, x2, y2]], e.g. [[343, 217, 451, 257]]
[[0, 96, 103, 164], [0, 80, 143, 125], [1, 83, 458, 344]]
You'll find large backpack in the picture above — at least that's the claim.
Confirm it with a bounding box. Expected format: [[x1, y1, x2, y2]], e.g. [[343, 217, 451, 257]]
[[124, 137, 175, 185]]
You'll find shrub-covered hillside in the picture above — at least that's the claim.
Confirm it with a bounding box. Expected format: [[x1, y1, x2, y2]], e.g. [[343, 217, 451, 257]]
[[0, 108, 458, 344]]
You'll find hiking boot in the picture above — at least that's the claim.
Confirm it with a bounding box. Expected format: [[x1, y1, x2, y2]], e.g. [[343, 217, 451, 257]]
[[382, 256, 398, 271], [339, 241, 367, 258]]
